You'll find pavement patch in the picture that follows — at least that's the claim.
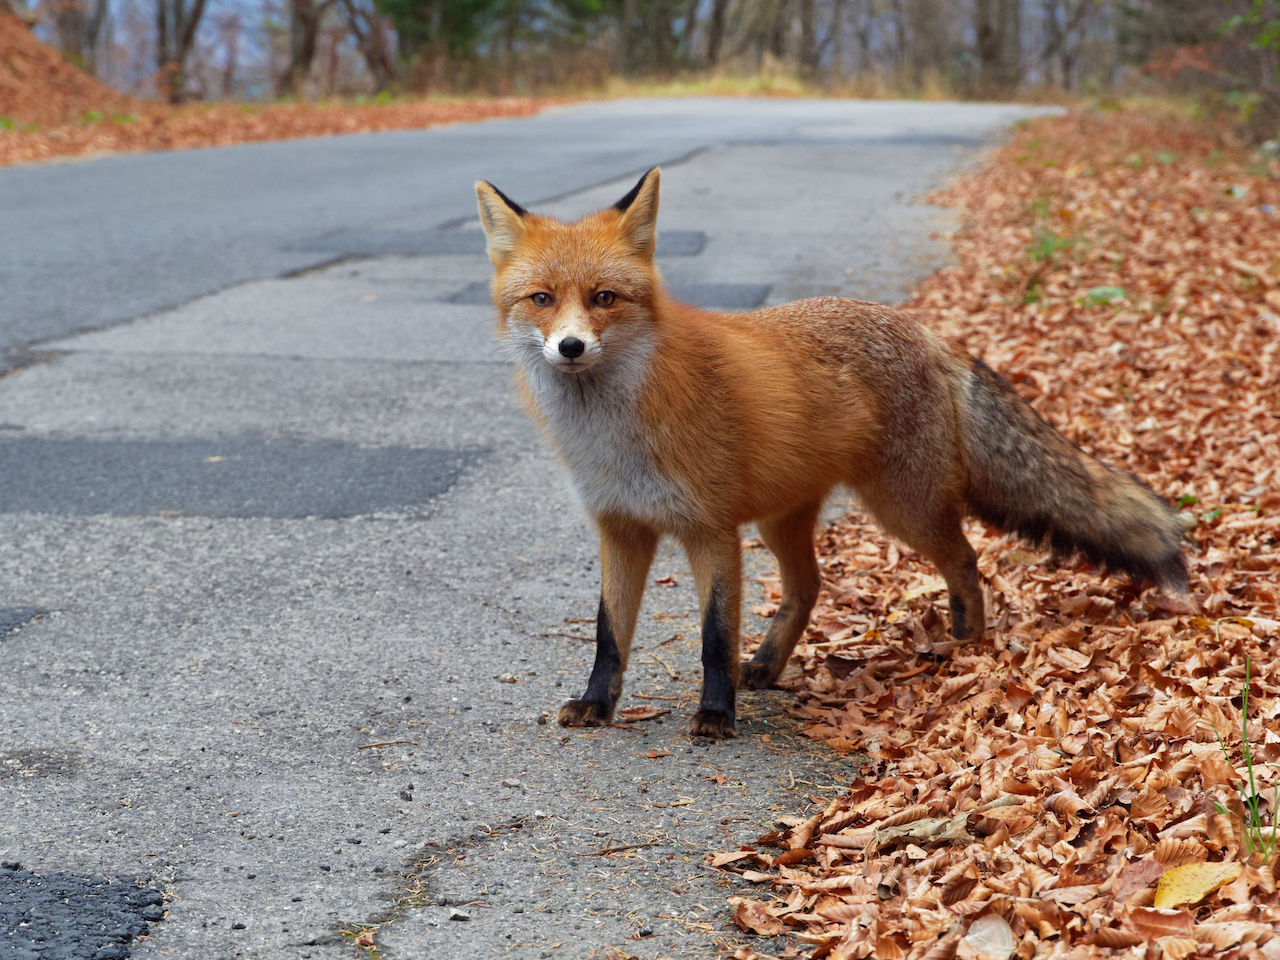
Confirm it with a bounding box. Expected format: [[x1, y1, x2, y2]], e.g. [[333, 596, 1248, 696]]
[[0, 607, 47, 636], [0, 749, 79, 780], [0, 438, 484, 519], [0, 863, 165, 960]]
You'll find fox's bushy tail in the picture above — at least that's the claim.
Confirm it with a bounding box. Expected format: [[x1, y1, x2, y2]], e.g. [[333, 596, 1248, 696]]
[[961, 357, 1190, 593]]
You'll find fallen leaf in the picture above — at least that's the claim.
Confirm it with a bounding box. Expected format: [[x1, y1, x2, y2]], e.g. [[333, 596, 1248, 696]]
[[1125, 907, 1195, 940], [730, 898, 786, 937], [961, 914, 1015, 959], [1113, 858, 1166, 900], [707, 107, 1280, 957], [617, 705, 667, 722], [1153, 861, 1243, 909]]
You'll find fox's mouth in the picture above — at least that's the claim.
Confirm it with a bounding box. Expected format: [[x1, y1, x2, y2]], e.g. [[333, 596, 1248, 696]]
[[548, 357, 595, 374]]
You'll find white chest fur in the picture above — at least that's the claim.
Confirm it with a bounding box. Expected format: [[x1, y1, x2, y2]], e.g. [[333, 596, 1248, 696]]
[[517, 331, 691, 526]]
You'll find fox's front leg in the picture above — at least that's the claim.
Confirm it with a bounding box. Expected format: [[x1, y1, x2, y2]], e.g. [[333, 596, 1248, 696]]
[[558, 515, 658, 728], [682, 528, 742, 739]]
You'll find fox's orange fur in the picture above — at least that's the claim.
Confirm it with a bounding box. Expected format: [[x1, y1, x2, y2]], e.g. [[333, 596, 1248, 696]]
[[477, 168, 1189, 739]]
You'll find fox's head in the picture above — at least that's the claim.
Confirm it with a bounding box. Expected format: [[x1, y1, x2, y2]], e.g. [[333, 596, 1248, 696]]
[[475, 169, 662, 375]]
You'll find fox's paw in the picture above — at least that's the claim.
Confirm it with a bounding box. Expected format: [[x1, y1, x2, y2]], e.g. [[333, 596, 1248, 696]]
[[740, 660, 779, 690], [558, 698, 612, 728], [689, 709, 737, 740]]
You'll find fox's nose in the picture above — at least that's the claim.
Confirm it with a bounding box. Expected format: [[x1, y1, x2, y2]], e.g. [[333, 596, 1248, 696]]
[[559, 337, 585, 359]]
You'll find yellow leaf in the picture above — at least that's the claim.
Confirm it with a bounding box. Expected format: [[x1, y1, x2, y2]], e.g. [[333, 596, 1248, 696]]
[[900, 578, 947, 601], [1153, 861, 1242, 909]]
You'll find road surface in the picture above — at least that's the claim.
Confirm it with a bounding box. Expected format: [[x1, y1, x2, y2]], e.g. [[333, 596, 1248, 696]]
[[0, 98, 1047, 959]]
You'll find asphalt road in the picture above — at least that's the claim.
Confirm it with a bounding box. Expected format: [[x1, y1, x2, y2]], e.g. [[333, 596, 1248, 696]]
[[0, 98, 1047, 959]]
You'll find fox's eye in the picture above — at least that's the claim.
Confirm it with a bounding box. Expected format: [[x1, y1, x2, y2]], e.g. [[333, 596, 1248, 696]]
[[531, 292, 553, 306], [594, 291, 616, 307]]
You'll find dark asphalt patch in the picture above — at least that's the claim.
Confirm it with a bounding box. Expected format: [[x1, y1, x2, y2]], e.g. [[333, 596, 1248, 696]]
[[0, 749, 79, 780], [0, 439, 484, 520], [447, 280, 769, 310], [0, 608, 47, 636], [293, 228, 706, 258], [0, 864, 164, 960]]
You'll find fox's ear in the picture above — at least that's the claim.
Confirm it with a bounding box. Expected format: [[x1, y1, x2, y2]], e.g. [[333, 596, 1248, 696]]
[[613, 167, 660, 258], [476, 181, 528, 266]]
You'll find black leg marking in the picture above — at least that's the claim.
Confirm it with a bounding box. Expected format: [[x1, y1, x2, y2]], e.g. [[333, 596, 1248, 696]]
[[691, 581, 737, 739], [583, 595, 622, 705], [949, 594, 967, 640], [559, 596, 620, 727]]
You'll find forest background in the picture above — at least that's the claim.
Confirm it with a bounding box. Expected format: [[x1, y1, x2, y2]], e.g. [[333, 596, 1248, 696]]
[[0, 0, 1277, 148]]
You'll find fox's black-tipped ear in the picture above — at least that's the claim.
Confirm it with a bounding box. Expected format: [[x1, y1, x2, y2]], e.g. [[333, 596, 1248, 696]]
[[476, 181, 528, 266], [613, 168, 660, 258]]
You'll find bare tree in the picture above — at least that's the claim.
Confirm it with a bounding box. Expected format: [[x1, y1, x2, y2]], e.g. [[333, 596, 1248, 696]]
[[156, 0, 210, 102], [798, 0, 818, 75], [217, 10, 239, 98], [1040, 0, 1095, 90], [974, 0, 1022, 93], [279, 0, 338, 96], [768, 0, 790, 59], [705, 0, 729, 65], [337, 0, 397, 91], [830, 0, 846, 79], [848, 0, 878, 78]]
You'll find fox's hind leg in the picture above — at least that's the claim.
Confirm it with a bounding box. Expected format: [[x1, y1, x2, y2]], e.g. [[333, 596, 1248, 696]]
[[855, 479, 985, 641], [741, 500, 823, 690], [559, 514, 658, 728]]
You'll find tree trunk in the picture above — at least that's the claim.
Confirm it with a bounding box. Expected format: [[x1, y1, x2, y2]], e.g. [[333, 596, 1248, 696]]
[[830, 0, 845, 79], [500, 0, 518, 93], [974, 0, 1019, 94], [56, 0, 88, 65], [156, 0, 210, 103], [768, 0, 790, 60], [681, 0, 699, 67], [219, 12, 239, 98], [798, 0, 818, 76], [279, 0, 334, 97], [618, 0, 637, 74], [705, 0, 729, 66], [339, 0, 396, 92]]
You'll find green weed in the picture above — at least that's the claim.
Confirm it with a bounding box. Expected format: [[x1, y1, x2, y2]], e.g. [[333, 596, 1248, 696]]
[[1029, 232, 1073, 263], [1083, 286, 1127, 306], [1214, 654, 1278, 864]]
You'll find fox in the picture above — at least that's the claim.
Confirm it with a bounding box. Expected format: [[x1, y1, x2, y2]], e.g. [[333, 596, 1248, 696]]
[[475, 167, 1190, 740]]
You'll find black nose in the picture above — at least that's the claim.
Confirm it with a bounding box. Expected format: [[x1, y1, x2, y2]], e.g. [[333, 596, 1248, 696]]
[[559, 337, 585, 359]]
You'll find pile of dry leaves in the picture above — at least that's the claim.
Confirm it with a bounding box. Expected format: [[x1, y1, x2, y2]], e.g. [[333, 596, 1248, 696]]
[[0, 11, 136, 127], [719, 108, 1280, 959], [0, 12, 552, 167]]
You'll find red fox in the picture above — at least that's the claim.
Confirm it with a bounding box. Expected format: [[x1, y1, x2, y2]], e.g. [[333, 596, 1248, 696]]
[[476, 168, 1190, 740]]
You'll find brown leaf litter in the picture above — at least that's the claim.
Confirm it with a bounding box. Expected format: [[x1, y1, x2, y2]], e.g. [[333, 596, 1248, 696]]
[[0, 12, 555, 167], [717, 108, 1280, 959]]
